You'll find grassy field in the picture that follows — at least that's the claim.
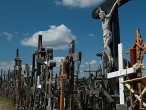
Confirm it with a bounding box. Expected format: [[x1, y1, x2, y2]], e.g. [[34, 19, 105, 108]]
[[0, 96, 15, 110]]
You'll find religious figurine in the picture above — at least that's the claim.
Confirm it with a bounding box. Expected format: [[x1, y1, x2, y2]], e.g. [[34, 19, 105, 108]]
[[96, 0, 121, 63]]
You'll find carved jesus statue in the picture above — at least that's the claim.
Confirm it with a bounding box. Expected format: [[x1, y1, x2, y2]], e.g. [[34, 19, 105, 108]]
[[96, 0, 121, 63]]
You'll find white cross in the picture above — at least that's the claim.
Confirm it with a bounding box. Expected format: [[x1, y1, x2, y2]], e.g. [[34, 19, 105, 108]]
[[107, 43, 135, 104]]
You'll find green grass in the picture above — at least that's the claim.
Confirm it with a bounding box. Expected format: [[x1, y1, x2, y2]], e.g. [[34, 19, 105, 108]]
[[0, 96, 16, 110]]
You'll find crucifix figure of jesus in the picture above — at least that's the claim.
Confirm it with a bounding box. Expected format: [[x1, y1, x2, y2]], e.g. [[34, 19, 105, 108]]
[[95, 0, 121, 63]]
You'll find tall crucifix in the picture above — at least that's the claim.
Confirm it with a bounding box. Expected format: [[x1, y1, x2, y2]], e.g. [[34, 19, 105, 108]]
[[92, 0, 130, 106], [92, 0, 129, 62]]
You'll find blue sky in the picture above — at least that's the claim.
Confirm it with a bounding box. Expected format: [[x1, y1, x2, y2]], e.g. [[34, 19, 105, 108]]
[[0, 0, 146, 77]]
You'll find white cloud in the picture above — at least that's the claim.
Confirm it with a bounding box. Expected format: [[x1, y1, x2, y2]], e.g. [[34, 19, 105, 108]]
[[85, 59, 97, 65], [0, 61, 28, 74], [55, 0, 105, 8], [0, 32, 13, 41], [54, 57, 65, 66], [54, 1, 62, 6], [0, 61, 14, 72], [89, 60, 97, 65], [23, 33, 30, 36], [85, 62, 89, 65], [89, 33, 95, 37], [51, 57, 65, 75], [21, 24, 76, 50], [80, 64, 85, 68], [79, 59, 97, 78]]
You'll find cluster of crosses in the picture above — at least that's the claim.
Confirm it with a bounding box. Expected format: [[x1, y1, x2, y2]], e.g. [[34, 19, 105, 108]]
[[0, 0, 146, 110]]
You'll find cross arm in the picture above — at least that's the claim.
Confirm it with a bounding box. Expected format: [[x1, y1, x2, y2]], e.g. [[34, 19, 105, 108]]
[[107, 67, 135, 78], [121, 76, 146, 84], [92, 0, 130, 19], [107, 0, 120, 18]]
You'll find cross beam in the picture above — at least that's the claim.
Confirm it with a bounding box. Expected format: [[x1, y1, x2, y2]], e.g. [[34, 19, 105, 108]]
[[107, 67, 134, 78], [92, 0, 129, 19]]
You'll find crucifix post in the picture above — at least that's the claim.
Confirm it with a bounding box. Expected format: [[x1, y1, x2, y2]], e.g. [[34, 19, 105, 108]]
[[118, 43, 124, 104]]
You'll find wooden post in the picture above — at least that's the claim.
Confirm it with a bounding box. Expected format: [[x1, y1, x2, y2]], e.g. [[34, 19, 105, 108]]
[[135, 29, 143, 109], [60, 60, 65, 110], [37, 35, 43, 77], [14, 49, 22, 110]]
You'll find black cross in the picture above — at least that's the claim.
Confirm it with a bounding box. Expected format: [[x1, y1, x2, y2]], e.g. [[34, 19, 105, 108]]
[[92, 0, 130, 60]]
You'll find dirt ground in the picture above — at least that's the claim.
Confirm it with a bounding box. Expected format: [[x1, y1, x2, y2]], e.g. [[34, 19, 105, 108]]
[[0, 103, 10, 110]]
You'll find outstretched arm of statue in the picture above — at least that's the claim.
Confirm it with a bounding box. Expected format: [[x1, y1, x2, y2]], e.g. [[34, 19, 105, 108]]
[[107, 0, 121, 18]]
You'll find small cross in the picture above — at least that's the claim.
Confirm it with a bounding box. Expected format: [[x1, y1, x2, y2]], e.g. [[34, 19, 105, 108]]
[[107, 43, 135, 104]]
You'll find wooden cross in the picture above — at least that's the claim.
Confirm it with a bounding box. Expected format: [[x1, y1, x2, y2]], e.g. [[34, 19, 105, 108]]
[[107, 43, 135, 104], [59, 60, 66, 110]]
